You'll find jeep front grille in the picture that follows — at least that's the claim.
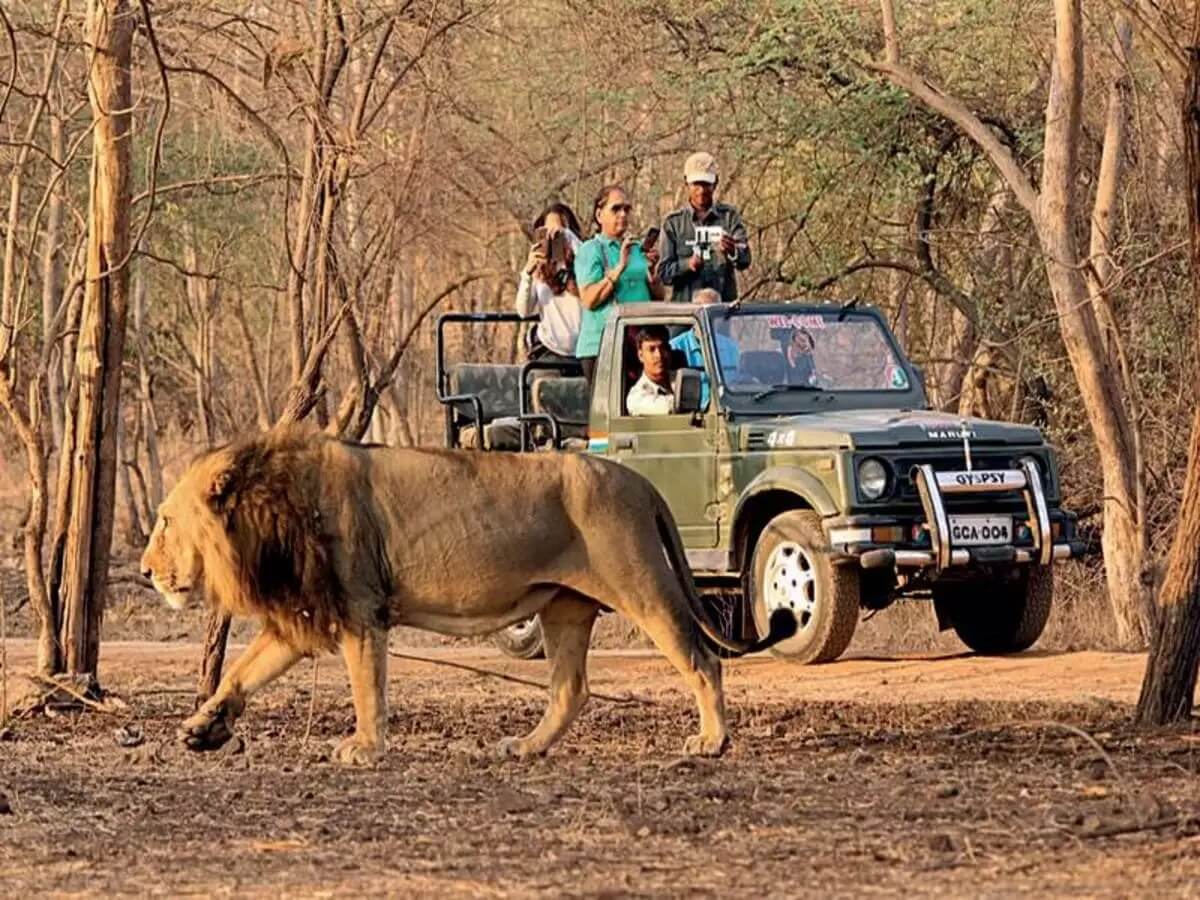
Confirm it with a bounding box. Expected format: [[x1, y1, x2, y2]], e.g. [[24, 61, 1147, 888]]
[[884, 449, 1049, 509]]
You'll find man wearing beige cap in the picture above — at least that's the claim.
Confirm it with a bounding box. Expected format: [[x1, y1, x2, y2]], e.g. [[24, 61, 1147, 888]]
[[657, 152, 751, 303]]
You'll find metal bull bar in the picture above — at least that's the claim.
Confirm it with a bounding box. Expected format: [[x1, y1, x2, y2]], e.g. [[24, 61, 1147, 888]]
[[911, 460, 1060, 571]]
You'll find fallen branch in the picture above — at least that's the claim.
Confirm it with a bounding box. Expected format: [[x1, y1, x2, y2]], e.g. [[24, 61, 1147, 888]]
[[387, 649, 654, 706], [32, 675, 128, 716], [1075, 814, 1199, 840]]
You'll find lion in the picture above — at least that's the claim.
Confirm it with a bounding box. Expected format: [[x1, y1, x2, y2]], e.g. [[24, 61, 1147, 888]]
[[140, 426, 794, 765]]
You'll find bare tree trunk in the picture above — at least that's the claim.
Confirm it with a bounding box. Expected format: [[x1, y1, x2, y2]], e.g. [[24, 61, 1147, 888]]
[[1135, 16, 1200, 725], [131, 251, 163, 511], [287, 124, 319, 381], [43, 114, 67, 452], [0, 377, 58, 676], [58, 0, 135, 686], [1089, 15, 1134, 352], [0, 7, 70, 679], [874, 0, 1152, 647], [183, 232, 216, 446], [232, 293, 274, 431], [116, 422, 146, 549], [1037, 0, 1148, 647]]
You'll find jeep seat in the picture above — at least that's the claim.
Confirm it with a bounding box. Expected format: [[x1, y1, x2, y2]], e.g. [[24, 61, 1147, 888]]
[[531, 376, 589, 443], [449, 363, 522, 450]]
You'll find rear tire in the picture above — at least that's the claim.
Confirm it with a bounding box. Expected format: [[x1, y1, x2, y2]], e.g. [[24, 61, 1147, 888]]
[[935, 566, 1053, 654], [492, 616, 546, 659], [750, 510, 860, 663]]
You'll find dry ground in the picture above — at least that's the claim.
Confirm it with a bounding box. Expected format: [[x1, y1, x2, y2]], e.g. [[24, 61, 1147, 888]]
[[1, 640, 1198, 898]]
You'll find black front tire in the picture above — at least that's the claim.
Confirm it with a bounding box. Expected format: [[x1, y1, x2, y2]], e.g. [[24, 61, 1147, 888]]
[[749, 509, 860, 664], [935, 566, 1053, 654], [492, 616, 546, 659]]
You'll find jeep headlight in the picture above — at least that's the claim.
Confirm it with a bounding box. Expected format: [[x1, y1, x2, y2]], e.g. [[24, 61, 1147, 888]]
[[858, 457, 890, 500]]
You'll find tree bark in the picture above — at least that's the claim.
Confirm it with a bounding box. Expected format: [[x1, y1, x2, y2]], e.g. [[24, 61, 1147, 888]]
[[1135, 15, 1200, 725], [58, 0, 135, 685]]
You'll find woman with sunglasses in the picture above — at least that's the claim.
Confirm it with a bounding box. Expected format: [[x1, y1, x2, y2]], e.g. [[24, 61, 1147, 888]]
[[573, 185, 665, 385]]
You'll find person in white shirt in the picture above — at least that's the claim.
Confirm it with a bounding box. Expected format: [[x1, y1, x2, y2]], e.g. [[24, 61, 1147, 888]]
[[626, 325, 677, 416], [516, 203, 584, 364]]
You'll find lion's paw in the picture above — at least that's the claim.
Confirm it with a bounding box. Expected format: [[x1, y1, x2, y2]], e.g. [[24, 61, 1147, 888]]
[[178, 704, 236, 752], [683, 733, 728, 758], [496, 736, 543, 759], [332, 736, 384, 767]]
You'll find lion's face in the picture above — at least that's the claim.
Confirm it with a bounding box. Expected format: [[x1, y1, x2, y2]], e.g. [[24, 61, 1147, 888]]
[[140, 493, 205, 611]]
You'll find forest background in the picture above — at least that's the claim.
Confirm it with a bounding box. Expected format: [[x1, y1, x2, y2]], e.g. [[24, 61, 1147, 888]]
[[0, 0, 1191, 655]]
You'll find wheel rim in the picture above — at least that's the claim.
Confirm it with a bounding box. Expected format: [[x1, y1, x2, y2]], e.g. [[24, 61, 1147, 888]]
[[763, 541, 818, 632], [506, 616, 539, 641]]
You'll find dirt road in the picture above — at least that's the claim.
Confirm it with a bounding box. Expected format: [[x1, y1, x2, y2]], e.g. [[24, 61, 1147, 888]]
[[1, 642, 1196, 897]]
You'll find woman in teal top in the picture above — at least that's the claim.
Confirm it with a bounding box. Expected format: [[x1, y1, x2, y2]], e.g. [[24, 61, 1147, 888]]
[[573, 184, 665, 384]]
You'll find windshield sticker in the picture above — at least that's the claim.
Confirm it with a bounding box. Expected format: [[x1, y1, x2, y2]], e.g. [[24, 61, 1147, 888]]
[[887, 365, 910, 390], [765, 314, 827, 330]]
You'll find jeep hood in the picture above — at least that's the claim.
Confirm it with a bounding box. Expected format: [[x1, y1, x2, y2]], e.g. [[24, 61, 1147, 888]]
[[743, 409, 1044, 450]]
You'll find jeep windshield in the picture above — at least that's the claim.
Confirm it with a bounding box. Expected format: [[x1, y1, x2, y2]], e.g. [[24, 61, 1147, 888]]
[[710, 305, 923, 413]]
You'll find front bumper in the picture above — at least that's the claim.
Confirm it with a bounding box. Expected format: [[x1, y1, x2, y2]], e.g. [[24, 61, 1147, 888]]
[[855, 542, 1085, 570], [828, 462, 1084, 572]]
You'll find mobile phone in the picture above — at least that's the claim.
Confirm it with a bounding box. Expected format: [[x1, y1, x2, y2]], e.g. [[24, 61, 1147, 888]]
[[641, 226, 661, 252], [534, 225, 549, 254]]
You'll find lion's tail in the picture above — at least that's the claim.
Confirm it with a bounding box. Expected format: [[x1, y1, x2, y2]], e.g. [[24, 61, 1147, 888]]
[[652, 495, 796, 657]]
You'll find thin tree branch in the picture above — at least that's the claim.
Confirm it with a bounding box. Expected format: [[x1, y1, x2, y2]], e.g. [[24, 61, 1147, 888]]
[[0, 5, 16, 128], [863, 59, 1040, 217], [880, 0, 900, 64]]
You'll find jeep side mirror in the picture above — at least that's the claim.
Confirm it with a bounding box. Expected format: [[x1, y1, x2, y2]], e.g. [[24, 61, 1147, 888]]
[[674, 368, 703, 414]]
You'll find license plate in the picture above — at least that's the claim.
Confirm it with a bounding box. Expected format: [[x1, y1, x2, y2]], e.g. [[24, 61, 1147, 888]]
[[948, 515, 1012, 546]]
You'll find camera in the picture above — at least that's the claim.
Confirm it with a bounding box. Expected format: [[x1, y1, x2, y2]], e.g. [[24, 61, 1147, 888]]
[[688, 225, 724, 262]]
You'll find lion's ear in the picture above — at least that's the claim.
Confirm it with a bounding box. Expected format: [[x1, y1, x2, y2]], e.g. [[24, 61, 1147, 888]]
[[206, 466, 237, 508]]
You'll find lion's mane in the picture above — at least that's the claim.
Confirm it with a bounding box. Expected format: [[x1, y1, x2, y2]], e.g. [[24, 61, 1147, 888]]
[[196, 427, 354, 653]]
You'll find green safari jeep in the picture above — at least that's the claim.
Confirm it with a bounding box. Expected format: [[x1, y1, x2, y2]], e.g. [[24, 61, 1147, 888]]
[[436, 302, 1083, 663]]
